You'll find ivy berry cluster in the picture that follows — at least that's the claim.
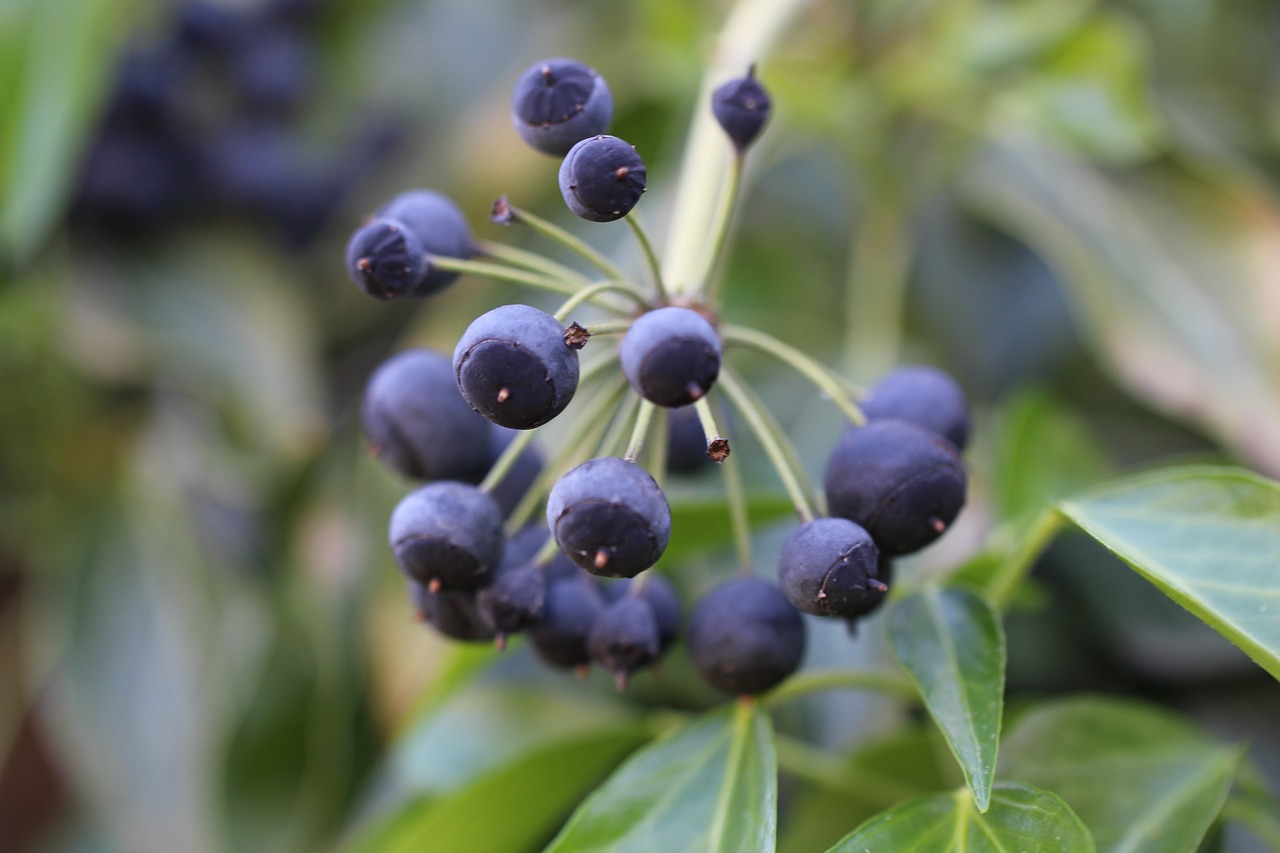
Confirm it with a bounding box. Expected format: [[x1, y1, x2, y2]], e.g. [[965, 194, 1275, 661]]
[[345, 57, 970, 696]]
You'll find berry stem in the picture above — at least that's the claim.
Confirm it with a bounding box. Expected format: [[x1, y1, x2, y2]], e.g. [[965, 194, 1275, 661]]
[[475, 239, 588, 286], [763, 667, 918, 707], [554, 280, 648, 322], [625, 215, 670, 304], [645, 406, 669, 489], [721, 323, 866, 425], [583, 320, 633, 336], [624, 401, 658, 463], [600, 393, 642, 460], [425, 255, 582, 296], [498, 200, 629, 283], [503, 371, 628, 536], [721, 441, 753, 575], [717, 367, 817, 523], [698, 152, 744, 302], [478, 424, 540, 495]]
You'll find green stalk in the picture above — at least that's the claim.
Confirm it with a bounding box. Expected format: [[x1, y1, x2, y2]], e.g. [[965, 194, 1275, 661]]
[[662, 0, 813, 297], [701, 153, 744, 303], [475, 239, 587, 285], [498, 200, 629, 283], [624, 400, 658, 463], [479, 425, 540, 494], [717, 367, 816, 522], [426, 255, 580, 296], [722, 323, 865, 425], [625, 215, 669, 304], [987, 509, 1067, 611], [553, 280, 648, 322]]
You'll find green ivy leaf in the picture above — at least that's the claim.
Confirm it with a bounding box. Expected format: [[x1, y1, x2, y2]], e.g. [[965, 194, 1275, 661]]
[[0, 0, 142, 269], [1001, 697, 1240, 853], [349, 726, 650, 853], [887, 588, 1006, 812], [1059, 466, 1280, 681], [546, 702, 777, 852], [826, 783, 1095, 853]]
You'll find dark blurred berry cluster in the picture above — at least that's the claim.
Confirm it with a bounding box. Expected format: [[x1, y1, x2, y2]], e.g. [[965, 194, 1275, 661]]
[[346, 57, 971, 700], [72, 0, 394, 247]]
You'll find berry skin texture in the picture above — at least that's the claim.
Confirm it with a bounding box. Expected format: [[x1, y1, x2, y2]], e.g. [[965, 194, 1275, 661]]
[[375, 189, 474, 296], [711, 66, 772, 152], [621, 307, 723, 408], [345, 218, 428, 300], [388, 482, 505, 592], [778, 518, 884, 618], [688, 577, 805, 696], [547, 457, 672, 578], [476, 561, 546, 642], [361, 348, 494, 482], [558, 135, 646, 222], [411, 582, 495, 642], [824, 419, 967, 556], [512, 57, 613, 157], [588, 595, 661, 689], [453, 304, 580, 430], [486, 424, 545, 518], [860, 366, 971, 451], [530, 575, 606, 670], [602, 573, 682, 652]]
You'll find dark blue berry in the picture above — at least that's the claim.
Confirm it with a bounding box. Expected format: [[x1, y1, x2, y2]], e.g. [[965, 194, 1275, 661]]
[[547, 457, 671, 578], [778, 518, 884, 617], [711, 65, 771, 152], [558, 135, 646, 222], [602, 574, 682, 652], [511, 57, 613, 156], [411, 582, 495, 642], [588, 595, 661, 689], [453, 304, 580, 430], [860, 366, 971, 451], [345, 218, 430, 300], [476, 561, 546, 645], [824, 420, 967, 556], [688, 577, 805, 696], [530, 575, 606, 670], [375, 189, 473, 295], [361, 349, 494, 482], [620, 307, 722, 408], [389, 482, 504, 592]]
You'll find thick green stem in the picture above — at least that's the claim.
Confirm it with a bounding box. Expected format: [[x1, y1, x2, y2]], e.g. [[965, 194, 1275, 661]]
[[662, 0, 813, 297], [426, 255, 580, 296], [987, 508, 1067, 611], [500, 200, 629, 283], [722, 323, 865, 425], [626, 216, 669, 304], [717, 368, 816, 522], [843, 191, 911, 377], [765, 667, 918, 707]]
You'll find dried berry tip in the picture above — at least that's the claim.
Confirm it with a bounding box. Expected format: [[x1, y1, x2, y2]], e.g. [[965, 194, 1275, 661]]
[[564, 322, 591, 350], [707, 438, 730, 463], [490, 195, 514, 225]]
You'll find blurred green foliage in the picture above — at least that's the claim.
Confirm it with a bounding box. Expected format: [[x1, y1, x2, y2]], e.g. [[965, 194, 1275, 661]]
[[2, 0, 1280, 850]]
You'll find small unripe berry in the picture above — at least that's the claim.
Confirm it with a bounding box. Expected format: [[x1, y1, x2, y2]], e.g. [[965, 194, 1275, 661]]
[[711, 65, 771, 152]]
